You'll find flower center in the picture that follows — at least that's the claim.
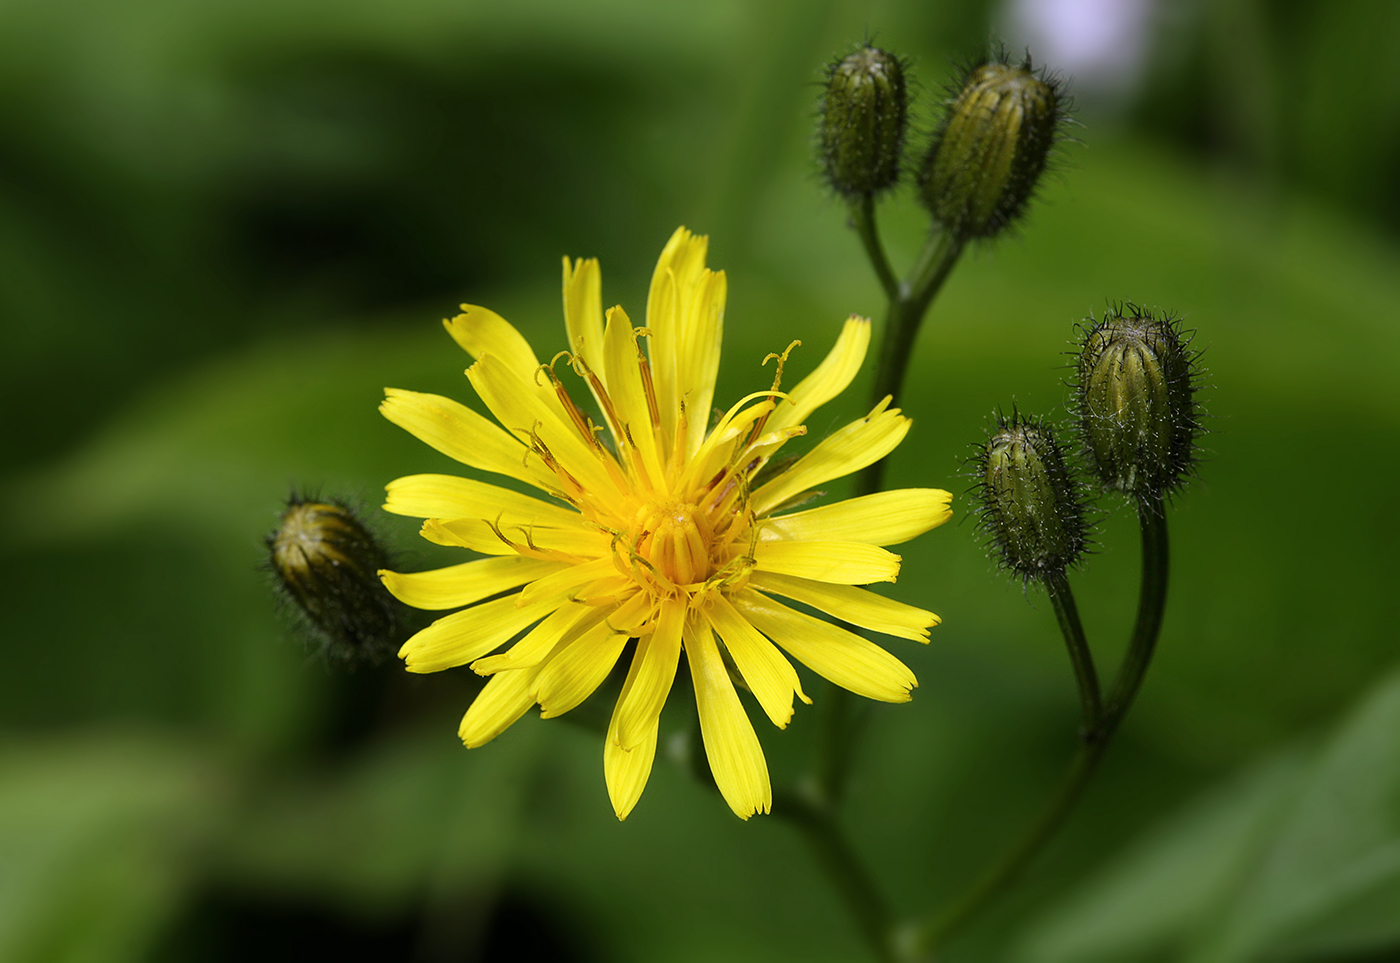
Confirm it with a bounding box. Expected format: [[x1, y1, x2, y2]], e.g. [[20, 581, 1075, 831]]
[[633, 501, 713, 588]]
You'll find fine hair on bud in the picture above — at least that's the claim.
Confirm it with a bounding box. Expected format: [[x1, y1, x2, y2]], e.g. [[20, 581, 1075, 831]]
[[267, 493, 402, 663], [918, 51, 1067, 242], [972, 411, 1089, 582], [818, 43, 910, 198], [1075, 304, 1203, 500]]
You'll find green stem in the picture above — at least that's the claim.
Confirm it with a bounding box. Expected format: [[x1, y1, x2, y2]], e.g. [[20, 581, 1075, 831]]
[[914, 737, 1105, 957], [799, 214, 968, 958], [813, 228, 964, 809], [912, 500, 1171, 955], [851, 194, 900, 302], [1046, 570, 1102, 735], [1099, 495, 1169, 733], [775, 788, 896, 963], [860, 229, 964, 495], [812, 675, 868, 807]]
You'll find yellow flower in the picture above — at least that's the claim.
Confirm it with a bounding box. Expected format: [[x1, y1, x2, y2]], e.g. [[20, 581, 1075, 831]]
[[379, 227, 952, 820]]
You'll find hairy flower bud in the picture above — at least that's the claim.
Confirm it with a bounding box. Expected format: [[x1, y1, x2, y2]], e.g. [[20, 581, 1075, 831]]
[[974, 413, 1088, 580], [267, 494, 401, 661], [1077, 305, 1202, 499], [819, 44, 909, 198], [919, 56, 1064, 241]]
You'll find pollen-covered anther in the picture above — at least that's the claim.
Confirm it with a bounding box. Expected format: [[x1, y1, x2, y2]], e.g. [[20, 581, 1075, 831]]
[[633, 501, 714, 587]]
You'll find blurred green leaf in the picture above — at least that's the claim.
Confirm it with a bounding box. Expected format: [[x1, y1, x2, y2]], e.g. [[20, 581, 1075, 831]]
[[1189, 670, 1400, 962], [0, 733, 221, 963], [1018, 669, 1400, 963], [216, 725, 542, 915], [1014, 752, 1307, 963]]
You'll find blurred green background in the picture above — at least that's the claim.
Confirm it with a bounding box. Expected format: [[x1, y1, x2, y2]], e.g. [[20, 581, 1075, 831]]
[[3, 0, 1399, 960]]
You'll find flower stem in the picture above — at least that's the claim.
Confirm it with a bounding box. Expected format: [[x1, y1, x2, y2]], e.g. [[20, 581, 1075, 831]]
[[812, 674, 869, 807], [860, 229, 964, 495], [801, 217, 967, 961], [912, 736, 1104, 958], [1100, 495, 1168, 731], [813, 226, 963, 811], [774, 788, 897, 963], [1047, 570, 1102, 735], [851, 194, 900, 302], [910, 498, 1171, 955]]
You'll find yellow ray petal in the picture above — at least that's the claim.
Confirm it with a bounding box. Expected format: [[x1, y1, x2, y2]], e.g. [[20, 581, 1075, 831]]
[[422, 516, 609, 561], [562, 257, 606, 383], [605, 653, 660, 821], [384, 473, 578, 527], [682, 393, 782, 492], [750, 571, 938, 642], [443, 305, 560, 410], [517, 556, 619, 607], [533, 619, 629, 718], [764, 315, 871, 434], [752, 540, 901, 584], [678, 267, 726, 457], [645, 227, 724, 454], [686, 620, 771, 819], [732, 589, 916, 702], [380, 555, 565, 610], [705, 596, 809, 729], [398, 592, 563, 674], [419, 518, 515, 555], [595, 589, 654, 635], [459, 667, 540, 747], [760, 488, 953, 546], [471, 602, 601, 674], [601, 305, 664, 486], [467, 353, 623, 502], [751, 399, 911, 515], [612, 597, 685, 750], [380, 388, 554, 490], [574, 574, 646, 611]]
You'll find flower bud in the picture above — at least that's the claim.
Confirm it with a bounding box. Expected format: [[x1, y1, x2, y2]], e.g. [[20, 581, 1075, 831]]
[[974, 412, 1087, 580], [267, 494, 401, 662], [1077, 305, 1201, 499], [919, 56, 1064, 241], [818, 44, 909, 198]]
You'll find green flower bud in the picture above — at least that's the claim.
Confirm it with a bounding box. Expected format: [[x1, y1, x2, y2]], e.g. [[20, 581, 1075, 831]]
[[818, 44, 909, 198], [267, 494, 401, 662], [919, 55, 1065, 241], [1077, 305, 1202, 499], [974, 412, 1088, 581]]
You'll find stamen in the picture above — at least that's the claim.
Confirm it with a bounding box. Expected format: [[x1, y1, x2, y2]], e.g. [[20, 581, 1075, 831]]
[[762, 340, 802, 394], [669, 399, 689, 476], [541, 352, 599, 446], [700, 472, 740, 515], [626, 545, 668, 595], [566, 350, 591, 380], [584, 367, 626, 445], [635, 334, 662, 432], [485, 513, 518, 550], [530, 431, 586, 499], [532, 355, 565, 388], [750, 340, 801, 445]]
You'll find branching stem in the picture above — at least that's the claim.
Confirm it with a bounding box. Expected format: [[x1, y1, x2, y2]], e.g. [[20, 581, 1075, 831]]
[[910, 494, 1170, 956]]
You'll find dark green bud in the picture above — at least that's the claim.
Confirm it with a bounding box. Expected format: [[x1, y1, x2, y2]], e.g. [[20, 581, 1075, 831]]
[[819, 44, 909, 198], [1077, 305, 1202, 499], [919, 56, 1064, 241], [974, 412, 1088, 581], [267, 494, 401, 662]]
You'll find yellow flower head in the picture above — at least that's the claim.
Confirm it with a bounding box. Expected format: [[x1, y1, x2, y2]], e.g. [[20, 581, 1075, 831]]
[[380, 228, 952, 820]]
